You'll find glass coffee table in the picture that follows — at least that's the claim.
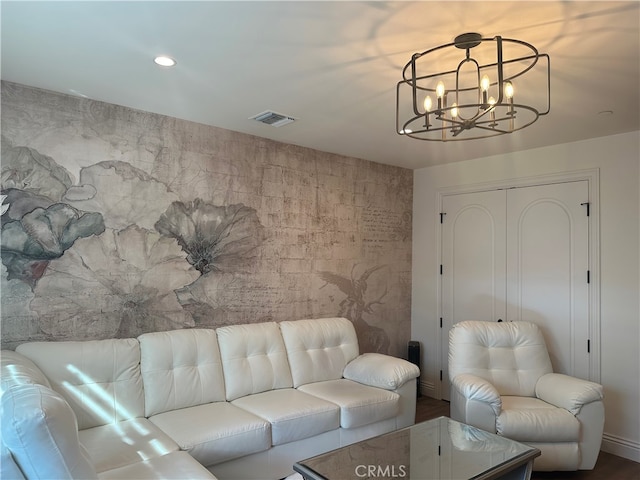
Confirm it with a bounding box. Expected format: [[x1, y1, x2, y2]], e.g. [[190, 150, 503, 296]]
[[294, 416, 540, 480]]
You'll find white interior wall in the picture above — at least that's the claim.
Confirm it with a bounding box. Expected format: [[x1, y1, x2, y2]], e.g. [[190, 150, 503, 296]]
[[412, 131, 640, 462]]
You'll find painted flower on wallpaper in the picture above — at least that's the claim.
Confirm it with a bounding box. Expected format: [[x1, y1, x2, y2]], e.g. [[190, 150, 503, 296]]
[[65, 160, 180, 231], [1, 188, 54, 224], [1, 142, 73, 201], [30, 225, 200, 340], [0, 263, 36, 337], [0, 194, 8, 216], [155, 199, 265, 274], [1, 201, 105, 288], [174, 272, 240, 327]]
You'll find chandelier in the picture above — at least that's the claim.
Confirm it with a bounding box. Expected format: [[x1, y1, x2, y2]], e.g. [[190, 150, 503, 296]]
[[396, 33, 550, 141]]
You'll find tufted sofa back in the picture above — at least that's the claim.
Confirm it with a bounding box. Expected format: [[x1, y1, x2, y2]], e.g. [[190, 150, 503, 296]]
[[217, 322, 293, 401], [280, 317, 359, 388], [449, 321, 553, 397], [138, 328, 226, 417], [16, 339, 144, 430]]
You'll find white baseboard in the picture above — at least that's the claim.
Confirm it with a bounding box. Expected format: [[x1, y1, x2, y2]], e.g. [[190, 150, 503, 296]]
[[600, 433, 640, 463], [419, 380, 437, 399]]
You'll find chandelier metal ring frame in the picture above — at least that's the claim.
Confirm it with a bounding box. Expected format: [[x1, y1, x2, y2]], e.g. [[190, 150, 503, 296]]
[[396, 33, 550, 141]]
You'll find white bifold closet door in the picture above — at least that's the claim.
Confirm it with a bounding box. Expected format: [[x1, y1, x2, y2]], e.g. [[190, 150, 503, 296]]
[[441, 181, 590, 400]]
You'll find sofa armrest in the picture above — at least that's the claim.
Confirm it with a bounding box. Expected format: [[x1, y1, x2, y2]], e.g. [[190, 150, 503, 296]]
[[2, 384, 98, 479], [343, 353, 419, 390], [451, 374, 501, 416], [1, 350, 51, 394], [535, 373, 604, 415]]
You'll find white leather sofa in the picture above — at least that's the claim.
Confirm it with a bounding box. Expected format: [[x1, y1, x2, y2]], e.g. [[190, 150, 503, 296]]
[[448, 320, 605, 471], [1, 317, 419, 480]]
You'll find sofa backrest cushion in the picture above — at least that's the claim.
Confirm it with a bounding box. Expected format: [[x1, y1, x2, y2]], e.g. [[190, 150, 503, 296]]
[[280, 317, 359, 388], [15, 339, 144, 429], [1, 384, 98, 479], [449, 320, 554, 397], [1, 350, 51, 394], [217, 322, 293, 401], [138, 328, 225, 416]]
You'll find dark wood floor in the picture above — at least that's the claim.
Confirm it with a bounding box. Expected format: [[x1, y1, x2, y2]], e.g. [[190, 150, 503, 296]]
[[415, 396, 640, 480]]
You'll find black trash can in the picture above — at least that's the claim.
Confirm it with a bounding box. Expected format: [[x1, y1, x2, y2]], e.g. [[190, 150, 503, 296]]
[[407, 341, 421, 398]]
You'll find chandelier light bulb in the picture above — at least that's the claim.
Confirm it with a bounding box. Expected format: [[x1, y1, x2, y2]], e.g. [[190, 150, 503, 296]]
[[424, 96, 433, 112], [436, 81, 445, 98], [488, 96, 496, 106], [504, 81, 514, 99], [451, 103, 458, 118], [481, 75, 490, 92]]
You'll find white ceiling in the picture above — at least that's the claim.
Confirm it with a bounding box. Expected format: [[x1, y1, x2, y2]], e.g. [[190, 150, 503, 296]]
[[2, 1, 639, 170]]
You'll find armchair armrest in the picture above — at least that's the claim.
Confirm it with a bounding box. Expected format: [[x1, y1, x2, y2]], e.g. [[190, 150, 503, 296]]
[[343, 353, 419, 390], [535, 373, 604, 415], [451, 374, 502, 416]]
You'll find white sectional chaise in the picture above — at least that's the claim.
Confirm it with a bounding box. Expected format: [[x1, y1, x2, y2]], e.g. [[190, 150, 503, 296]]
[[0, 317, 420, 480]]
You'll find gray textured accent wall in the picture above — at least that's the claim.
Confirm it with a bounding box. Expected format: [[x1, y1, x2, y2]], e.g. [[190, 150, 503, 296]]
[[1, 82, 412, 357]]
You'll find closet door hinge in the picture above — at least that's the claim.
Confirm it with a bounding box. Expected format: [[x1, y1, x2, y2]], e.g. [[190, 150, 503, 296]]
[[587, 270, 590, 284], [587, 339, 591, 353], [440, 212, 446, 223], [439, 370, 443, 381], [440, 265, 443, 275], [440, 318, 443, 328]]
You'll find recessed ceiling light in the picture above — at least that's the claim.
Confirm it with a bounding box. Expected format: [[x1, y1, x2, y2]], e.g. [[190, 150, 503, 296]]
[[154, 56, 176, 67]]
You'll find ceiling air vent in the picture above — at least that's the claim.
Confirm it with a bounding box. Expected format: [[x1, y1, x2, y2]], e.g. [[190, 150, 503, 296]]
[[249, 110, 296, 127]]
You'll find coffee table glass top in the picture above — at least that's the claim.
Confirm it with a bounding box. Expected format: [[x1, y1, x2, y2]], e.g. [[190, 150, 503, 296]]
[[294, 416, 540, 480]]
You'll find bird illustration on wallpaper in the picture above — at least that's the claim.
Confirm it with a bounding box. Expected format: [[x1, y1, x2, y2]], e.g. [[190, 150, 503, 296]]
[[318, 264, 390, 354], [1, 141, 265, 341]]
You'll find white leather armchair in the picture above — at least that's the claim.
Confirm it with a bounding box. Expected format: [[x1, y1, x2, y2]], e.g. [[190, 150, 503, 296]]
[[448, 321, 604, 471]]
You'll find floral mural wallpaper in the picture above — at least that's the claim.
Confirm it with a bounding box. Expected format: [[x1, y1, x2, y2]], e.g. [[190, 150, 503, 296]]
[[1, 81, 413, 357]]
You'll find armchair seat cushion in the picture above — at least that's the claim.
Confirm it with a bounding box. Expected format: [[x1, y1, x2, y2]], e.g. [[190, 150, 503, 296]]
[[231, 388, 339, 446], [497, 396, 579, 442], [298, 379, 399, 429]]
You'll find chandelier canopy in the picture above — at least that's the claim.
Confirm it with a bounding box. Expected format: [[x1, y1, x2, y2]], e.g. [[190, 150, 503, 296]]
[[396, 33, 550, 141]]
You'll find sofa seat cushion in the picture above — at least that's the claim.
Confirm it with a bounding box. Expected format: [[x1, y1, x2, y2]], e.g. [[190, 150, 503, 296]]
[[79, 418, 180, 472], [231, 388, 340, 446], [497, 396, 580, 442], [148, 402, 270, 466], [98, 451, 217, 479], [298, 379, 399, 429]]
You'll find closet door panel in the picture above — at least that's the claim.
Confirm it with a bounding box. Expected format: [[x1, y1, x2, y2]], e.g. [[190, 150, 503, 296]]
[[506, 181, 590, 379], [441, 190, 506, 399]]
